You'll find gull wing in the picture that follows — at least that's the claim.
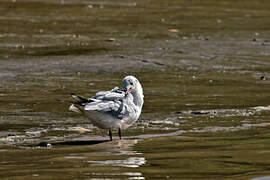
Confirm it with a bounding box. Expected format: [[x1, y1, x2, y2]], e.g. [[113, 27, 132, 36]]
[[71, 87, 129, 118], [84, 93, 135, 119], [84, 100, 121, 112], [90, 87, 125, 101]]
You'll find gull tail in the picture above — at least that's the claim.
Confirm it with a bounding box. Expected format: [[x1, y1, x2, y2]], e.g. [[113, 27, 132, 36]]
[[71, 93, 88, 102], [69, 104, 82, 113], [69, 93, 94, 113]]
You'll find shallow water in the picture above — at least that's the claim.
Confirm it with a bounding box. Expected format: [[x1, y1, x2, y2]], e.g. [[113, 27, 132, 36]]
[[1, 0, 270, 179]]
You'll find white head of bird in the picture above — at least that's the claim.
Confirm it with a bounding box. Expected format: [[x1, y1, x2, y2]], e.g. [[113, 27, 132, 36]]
[[122, 75, 144, 108]]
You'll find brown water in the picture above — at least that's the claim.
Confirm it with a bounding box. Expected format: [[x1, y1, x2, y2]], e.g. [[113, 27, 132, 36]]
[[1, 0, 270, 179]]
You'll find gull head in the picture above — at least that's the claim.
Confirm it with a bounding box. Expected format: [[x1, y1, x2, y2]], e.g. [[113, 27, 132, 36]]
[[123, 75, 142, 94], [123, 75, 144, 107]]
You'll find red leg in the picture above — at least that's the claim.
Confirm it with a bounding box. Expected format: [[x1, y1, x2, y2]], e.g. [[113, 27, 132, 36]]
[[109, 130, 113, 141], [118, 128, 122, 140]]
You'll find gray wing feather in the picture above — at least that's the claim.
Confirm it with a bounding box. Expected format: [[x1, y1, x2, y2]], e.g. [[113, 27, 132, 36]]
[[90, 87, 125, 101], [84, 100, 121, 112], [82, 87, 133, 119]]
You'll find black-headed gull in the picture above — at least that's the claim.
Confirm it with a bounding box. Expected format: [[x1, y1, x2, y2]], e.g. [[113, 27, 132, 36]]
[[69, 75, 144, 141]]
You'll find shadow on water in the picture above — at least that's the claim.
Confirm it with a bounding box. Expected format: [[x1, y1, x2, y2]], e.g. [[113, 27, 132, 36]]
[[51, 140, 109, 146], [35, 140, 109, 147], [34, 130, 185, 148]]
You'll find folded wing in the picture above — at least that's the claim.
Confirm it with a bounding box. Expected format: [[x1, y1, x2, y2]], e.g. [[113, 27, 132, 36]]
[[90, 87, 125, 101], [71, 87, 129, 118]]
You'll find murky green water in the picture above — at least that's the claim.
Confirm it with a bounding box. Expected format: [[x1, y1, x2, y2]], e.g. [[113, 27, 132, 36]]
[[1, 0, 270, 179]]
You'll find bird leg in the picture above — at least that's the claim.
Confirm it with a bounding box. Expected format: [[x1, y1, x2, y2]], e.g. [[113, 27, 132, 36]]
[[118, 128, 122, 140], [109, 130, 113, 141]]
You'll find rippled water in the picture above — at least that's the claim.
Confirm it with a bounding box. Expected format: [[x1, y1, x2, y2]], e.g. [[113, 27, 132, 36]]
[[1, 0, 270, 179]]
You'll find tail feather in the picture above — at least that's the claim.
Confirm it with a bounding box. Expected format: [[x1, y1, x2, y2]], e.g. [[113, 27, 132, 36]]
[[71, 93, 87, 101], [70, 94, 85, 113], [71, 93, 94, 103], [69, 104, 82, 113], [69, 93, 94, 113]]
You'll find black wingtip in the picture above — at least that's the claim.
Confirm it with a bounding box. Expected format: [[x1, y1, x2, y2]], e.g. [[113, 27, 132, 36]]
[[70, 93, 94, 104]]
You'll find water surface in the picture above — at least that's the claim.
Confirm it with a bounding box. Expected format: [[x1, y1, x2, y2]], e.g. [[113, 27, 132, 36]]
[[1, 0, 270, 179]]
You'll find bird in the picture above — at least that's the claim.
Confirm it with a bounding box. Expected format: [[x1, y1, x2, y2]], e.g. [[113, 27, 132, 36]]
[[69, 75, 144, 141]]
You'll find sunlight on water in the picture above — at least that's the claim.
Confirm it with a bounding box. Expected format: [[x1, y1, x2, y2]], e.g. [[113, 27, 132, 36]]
[[87, 157, 146, 168], [251, 176, 270, 180]]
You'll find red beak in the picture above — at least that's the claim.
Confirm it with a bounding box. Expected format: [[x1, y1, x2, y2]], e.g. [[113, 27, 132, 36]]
[[125, 89, 132, 94]]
